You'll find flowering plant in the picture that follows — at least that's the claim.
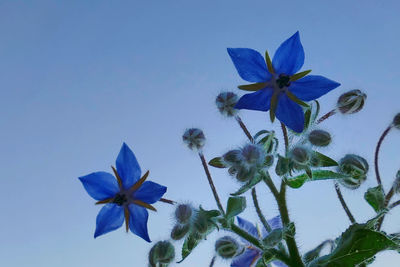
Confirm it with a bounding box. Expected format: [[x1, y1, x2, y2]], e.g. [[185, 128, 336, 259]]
[[79, 32, 400, 267]]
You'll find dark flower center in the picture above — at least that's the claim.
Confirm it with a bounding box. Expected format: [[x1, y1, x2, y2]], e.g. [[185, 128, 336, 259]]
[[276, 74, 291, 89], [113, 193, 128, 206]]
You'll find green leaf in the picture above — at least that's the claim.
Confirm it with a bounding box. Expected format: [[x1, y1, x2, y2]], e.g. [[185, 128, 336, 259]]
[[364, 185, 385, 213], [303, 240, 334, 264], [308, 224, 397, 267], [263, 229, 283, 248], [178, 232, 203, 263], [311, 151, 339, 167], [238, 82, 266, 91], [208, 157, 227, 168], [286, 170, 349, 189], [225, 196, 246, 220], [231, 173, 262, 196]]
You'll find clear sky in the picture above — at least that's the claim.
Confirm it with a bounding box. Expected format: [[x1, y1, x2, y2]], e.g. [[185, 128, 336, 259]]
[[1, 0, 400, 266]]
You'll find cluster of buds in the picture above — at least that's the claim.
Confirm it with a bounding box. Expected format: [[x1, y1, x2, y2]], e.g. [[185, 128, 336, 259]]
[[223, 143, 266, 182], [170, 204, 193, 241], [148, 241, 175, 267], [338, 154, 369, 189]]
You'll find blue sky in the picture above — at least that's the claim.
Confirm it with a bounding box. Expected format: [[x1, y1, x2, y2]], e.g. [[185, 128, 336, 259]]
[[1, 0, 400, 266]]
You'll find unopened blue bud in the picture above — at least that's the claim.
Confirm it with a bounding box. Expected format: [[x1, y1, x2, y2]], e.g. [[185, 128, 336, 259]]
[[215, 236, 241, 259], [290, 146, 310, 165], [148, 241, 175, 266], [182, 128, 205, 150], [393, 113, 400, 129], [308, 129, 332, 147], [175, 204, 193, 224], [223, 150, 243, 165], [337, 89, 366, 114], [171, 224, 190, 240], [338, 154, 369, 189], [241, 144, 265, 166], [216, 92, 239, 117]]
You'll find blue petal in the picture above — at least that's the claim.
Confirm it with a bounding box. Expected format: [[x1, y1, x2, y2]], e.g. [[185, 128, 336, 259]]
[[289, 75, 340, 101], [275, 93, 305, 133], [262, 215, 283, 237], [128, 204, 151, 242], [231, 248, 260, 267], [235, 88, 273, 111], [237, 217, 259, 239], [133, 181, 167, 204], [272, 260, 288, 267], [94, 204, 124, 238], [272, 32, 304, 75], [227, 48, 272, 83], [268, 215, 283, 230], [116, 143, 142, 189], [79, 172, 119, 201]]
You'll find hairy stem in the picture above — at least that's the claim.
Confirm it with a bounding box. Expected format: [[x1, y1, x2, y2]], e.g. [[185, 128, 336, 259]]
[[374, 126, 392, 187], [235, 115, 254, 143], [209, 256, 216, 267], [389, 200, 400, 210], [334, 182, 356, 224], [199, 152, 225, 216], [317, 109, 337, 124], [377, 186, 395, 230], [159, 198, 175, 205], [280, 122, 289, 156], [252, 187, 272, 232]]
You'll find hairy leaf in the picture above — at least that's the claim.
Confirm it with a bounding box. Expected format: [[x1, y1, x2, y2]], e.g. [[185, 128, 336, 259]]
[[286, 170, 349, 189], [364, 185, 385, 213]]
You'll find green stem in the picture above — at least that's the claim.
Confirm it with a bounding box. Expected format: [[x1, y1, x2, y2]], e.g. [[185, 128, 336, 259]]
[[235, 115, 254, 143], [280, 122, 289, 156], [252, 187, 272, 232], [374, 125, 392, 187], [231, 223, 263, 249]]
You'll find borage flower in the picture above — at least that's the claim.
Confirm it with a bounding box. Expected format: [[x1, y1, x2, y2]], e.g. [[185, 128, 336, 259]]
[[231, 216, 287, 267], [79, 143, 167, 241], [228, 32, 340, 133]]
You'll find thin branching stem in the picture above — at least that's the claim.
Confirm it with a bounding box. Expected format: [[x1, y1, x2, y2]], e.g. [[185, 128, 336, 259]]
[[199, 152, 225, 216], [374, 125, 392, 187], [235, 115, 254, 143], [389, 200, 400, 210], [334, 182, 356, 224], [252, 187, 272, 232]]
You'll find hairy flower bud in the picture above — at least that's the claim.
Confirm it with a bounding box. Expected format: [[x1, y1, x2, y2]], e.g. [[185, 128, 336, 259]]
[[392, 113, 400, 129], [215, 236, 241, 259], [290, 146, 310, 165], [193, 213, 209, 234], [338, 154, 369, 189], [182, 128, 205, 150], [148, 241, 175, 266], [175, 204, 193, 224], [241, 144, 265, 166], [308, 129, 332, 147], [337, 89, 366, 114], [215, 92, 239, 117], [223, 150, 243, 165], [235, 166, 256, 182], [264, 154, 274, 167], [170, 224, 190, 240]]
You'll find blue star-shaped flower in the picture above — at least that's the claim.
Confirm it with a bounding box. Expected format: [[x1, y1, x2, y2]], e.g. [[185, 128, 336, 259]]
[[227, 32, 340, 133], [231, 216, 287, 267], [79, 143, 167, 241]]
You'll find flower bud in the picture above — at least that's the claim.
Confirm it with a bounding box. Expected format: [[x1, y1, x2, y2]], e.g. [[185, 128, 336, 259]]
[[338, 154, 369, 189], [223, 149, 243, 165], [175, 204, 193, 225], [392, 113, 400, 129], [170, 224, 190, 240], [236, 166, 256, 182], [308, 129, 332, 147], [264, 154, 274, 167], [241, 144, 265, 166], [290, 146, 310, 165], [215, 92, 239, 117], [215, 236, 241, 259], [337, 89, 366, 114], [193, 213, 209, 234], [182, 128, 205, 150], [275, 155, 289, 176], [148, 241, 175, 266]]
